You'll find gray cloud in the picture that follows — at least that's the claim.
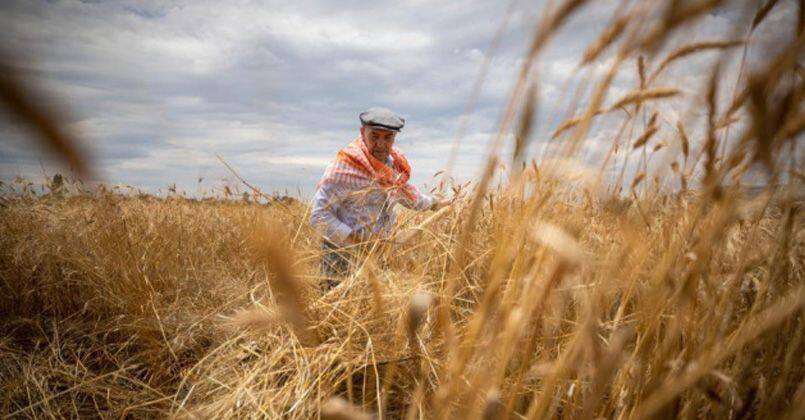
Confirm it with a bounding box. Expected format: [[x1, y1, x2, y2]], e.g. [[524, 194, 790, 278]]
[[0, 0, 798, 196]]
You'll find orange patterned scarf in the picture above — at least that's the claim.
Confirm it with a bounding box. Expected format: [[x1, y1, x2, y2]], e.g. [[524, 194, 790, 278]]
[[320, 137, 416, 201]]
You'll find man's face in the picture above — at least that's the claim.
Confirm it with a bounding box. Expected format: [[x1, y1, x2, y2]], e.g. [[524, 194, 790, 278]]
[[361, 126, 397, 162]]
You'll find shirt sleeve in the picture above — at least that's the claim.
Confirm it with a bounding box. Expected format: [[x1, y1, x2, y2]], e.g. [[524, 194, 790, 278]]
[[398, 183, 434, 211], [310, 182, 353, 245]]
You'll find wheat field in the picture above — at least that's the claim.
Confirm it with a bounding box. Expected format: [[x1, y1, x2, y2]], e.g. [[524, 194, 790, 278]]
[[1, 0, 804, 419]]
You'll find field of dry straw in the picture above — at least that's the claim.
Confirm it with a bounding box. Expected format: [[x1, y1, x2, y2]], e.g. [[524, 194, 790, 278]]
[[1, 0, 803, 418]]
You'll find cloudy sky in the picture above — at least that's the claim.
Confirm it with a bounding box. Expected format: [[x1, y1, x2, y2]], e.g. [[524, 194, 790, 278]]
[[0, 0, 798, 197]]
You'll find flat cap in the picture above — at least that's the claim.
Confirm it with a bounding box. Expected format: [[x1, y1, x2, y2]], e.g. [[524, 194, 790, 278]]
[[359, 107, 405, 132]]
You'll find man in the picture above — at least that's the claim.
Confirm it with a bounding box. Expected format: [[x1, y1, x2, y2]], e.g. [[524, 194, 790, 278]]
[[310, 107, 448, 291]]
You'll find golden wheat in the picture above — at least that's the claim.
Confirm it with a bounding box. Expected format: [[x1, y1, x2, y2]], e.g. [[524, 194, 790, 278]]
[[1, 0, 803, 419]]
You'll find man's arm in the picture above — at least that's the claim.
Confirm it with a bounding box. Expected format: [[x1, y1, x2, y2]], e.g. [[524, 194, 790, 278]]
[[310, 183, 354, 245], [395, 182, 432, 211], [398, 183, 450, 211]]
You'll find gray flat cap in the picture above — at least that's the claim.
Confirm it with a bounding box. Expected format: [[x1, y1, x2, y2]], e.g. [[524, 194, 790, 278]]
[[359, 107, 405, 131]]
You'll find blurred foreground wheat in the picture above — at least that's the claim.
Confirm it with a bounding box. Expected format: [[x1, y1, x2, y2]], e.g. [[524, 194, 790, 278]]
[[1, 0, 804, 418]]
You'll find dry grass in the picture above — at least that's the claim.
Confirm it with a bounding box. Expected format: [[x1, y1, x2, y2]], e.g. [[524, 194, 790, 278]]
[[1, 176, 801, 418], [1, 0, 804, 418]]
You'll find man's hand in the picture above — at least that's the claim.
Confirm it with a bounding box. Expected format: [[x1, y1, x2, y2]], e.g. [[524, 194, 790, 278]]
[[429, 197, 451, 211]]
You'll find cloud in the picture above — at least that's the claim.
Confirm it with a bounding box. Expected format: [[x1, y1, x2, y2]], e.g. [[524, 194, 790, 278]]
[[0, 0, 791, 196]]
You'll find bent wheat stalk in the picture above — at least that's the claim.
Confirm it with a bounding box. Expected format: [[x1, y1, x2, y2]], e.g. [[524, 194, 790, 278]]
[[390, 203, 454, 247]]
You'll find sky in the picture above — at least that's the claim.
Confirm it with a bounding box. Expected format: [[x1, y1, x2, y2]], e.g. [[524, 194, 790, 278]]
[[0, 0, 799, 197]]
